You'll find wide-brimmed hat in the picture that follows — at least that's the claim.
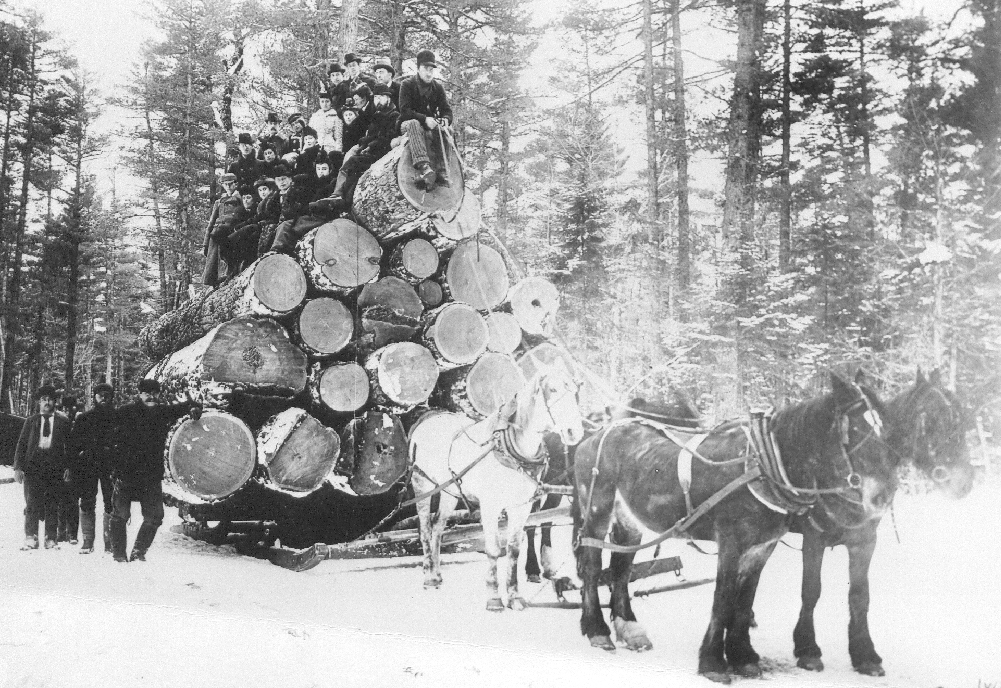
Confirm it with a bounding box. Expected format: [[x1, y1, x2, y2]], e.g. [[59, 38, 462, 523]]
[[373, 59, 395, 76]]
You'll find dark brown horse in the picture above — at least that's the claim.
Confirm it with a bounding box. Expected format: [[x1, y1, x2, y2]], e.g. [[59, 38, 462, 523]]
[[572, 372, 898, 684], [790, 368, 976, 676]]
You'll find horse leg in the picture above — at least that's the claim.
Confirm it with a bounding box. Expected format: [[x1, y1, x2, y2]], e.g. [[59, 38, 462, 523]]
[[608, 523, 651, 652], [414, 476, 443, 589], [699, 536, 742, 684], [725, 539, 778, 678], [574, 491, 614, 651], [538, 494, 562, 579], [525, 517, 541, 583], [480, 502, 505, 612], [846, 526, 884, 676], [505, 502, 534, 611], [793, 529, 827, 671]]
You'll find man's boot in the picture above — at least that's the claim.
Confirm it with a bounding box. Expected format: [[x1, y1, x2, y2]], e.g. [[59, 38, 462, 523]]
[[103, 512, 113, 554], [130, 523, 158, 562], [20, 534, 39, 551], [414, 161, 436, 189], [79, 511, 96, 554], [110, 517, 128, 562], [323, 170, 357, 212]]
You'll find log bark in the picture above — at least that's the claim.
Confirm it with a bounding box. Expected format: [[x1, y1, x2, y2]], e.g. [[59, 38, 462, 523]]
[[417, 280, 444, 308], [257, 407, 341, 494], [441, 352, 525, 419], [138, 253, 308, 360], [309, 361, 370, 413], [337, 410, 408, 495], [357, 276, 423, 349], [485, 312, 522, 354], [295, 297, 354, 357], [165, 410, 257, 503], [507, 276, 560, 336], [420, 302, 488, 370], [364, 342, 439, 410], [150, 316, 309, 404], [443, 240, 510, 311], [389, 237, 439, 284], [297, 218, 381, 294]]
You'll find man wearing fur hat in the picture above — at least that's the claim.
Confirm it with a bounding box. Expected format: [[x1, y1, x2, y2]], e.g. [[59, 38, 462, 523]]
[[310, 90, 343, 155], [13, 384, 71, 550], [228, 132, 265, 188], [69, 382, 118, 554], [202, 173, 243, 287], [399, 50, 453, 188], [109, 379, 201, 563]]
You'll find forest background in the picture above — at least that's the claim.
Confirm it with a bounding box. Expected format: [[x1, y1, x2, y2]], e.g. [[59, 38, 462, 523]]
[[0, 0, 998, 467]]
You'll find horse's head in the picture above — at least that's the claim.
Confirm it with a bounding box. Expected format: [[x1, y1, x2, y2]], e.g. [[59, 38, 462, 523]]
[[533, 361, 584, 446], [898, 368, 976, 499], [830, 371, 897, 518]]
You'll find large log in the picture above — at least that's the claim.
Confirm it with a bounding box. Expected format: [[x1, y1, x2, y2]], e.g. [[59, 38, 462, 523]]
[[337, 410, 409, 495], [309, 361, 370, 414], [485, 311, 522, 354], [443, 240, 510, 311], [430, 191, 480, 247], [294, 297, 354, 357], [364, 342, 439, 411], [352, 141, 463, 242], [297, 219, 381, 294], [257, 408, 341, 495], [389, 237, 439, 284], [164, 410, 257, 503], [416, 280, 444, 308], [420, 302, 488, 370], [138, 253, 308, 360], [356, 276, 423, 349], [441, 353, 525, 419], [150, 316, 309, 404], [507, 276, 560, 336]]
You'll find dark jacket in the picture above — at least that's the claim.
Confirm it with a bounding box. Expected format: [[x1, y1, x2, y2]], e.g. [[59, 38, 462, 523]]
[[203, 194, 244, 253], [358, 106, 399, 160], [69, 404, 118, 477], [295, 145, 322, 177], [13, 413, 70, 476], [257, 133, 288, 159], [113, 401, 196, 488], [398, 76, 453, 129], [279, 179, 312, 222], [228, 153, 265, 188], [211, 204, 253, 241], [255, 193, 281, 226], [346, 102, 375, 150], [311, 174, 338, 202]]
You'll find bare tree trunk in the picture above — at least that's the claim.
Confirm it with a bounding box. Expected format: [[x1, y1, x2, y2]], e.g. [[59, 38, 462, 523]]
[[339, 0, 360, 54], [64, 109, 85, 391], [779, 0, 792, 271], [642, 0, 659, 224], [672, 0, 690, 291], [496, 119, 510, 233], [857, 0, 875, 241], [0, 50, 17, 297]]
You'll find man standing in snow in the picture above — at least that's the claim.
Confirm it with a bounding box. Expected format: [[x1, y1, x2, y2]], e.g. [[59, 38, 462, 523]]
[[109, 380, 200, 563], [69, 382, 118, 554], [13, 384, 71, 550]]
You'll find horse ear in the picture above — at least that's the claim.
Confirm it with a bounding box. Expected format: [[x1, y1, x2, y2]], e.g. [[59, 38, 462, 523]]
[[830, 370, 857, 407], [916, 367, 926, 384]]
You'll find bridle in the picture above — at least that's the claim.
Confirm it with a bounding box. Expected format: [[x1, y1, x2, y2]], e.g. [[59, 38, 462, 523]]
[[835, 391, 884, 492], [911, 385, 966, 480]]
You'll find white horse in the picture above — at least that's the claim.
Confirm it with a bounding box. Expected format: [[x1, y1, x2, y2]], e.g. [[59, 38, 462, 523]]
[[409, 363, 584, 611]]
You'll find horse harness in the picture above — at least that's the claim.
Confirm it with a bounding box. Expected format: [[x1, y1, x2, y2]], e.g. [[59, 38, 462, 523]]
[[576, 396, 883, 553]]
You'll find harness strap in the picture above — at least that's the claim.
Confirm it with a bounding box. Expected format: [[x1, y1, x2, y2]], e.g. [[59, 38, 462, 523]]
[[678, 434, 709, 516], [577, 467, 761, 554], [402, 439, 496, 508]]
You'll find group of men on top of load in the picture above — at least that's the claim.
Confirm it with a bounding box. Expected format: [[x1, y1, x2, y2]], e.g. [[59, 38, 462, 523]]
[[202, 49, 452, 288]]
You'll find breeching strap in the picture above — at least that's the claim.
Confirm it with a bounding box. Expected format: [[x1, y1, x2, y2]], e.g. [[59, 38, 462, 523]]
[[401, 440, 496, 508], [576, 467, 762, 554]]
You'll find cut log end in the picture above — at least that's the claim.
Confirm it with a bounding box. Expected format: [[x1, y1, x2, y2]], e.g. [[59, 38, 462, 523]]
[[485, 312, 522, 354], [338, 411, 409, 495], [358, 277, 424, 349], [390, 237, 439, 283], [297, 297, 354, 356], [258, 408, 341, 494], [446, 353, 526, 419], [431, 191, 480, 242], [314, 362, 370, 413], [423, 303, 488, 368], [366, 342, 439, 409], [417, 280, 443, 308], [166, 411, 256, 502], [253, 253, 309, 313], [445, 241, 510, 311], [508, 276, 560, 336], [301, 219, 382, 293]]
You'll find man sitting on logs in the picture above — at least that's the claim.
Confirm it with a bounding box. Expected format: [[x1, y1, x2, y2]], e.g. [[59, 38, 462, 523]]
[[69, 382, 118, 554], [311, 151, 337, 201], [109, 379, 201, 563], [267, 163, 317, 254], [295, 127, 322, 177], [202, 173, 243, 288], [372, 58, 399, 108], [228, 132, 265, 188], [313, 83, 399, 217], [216, 186, 259, 277], [399, 50, 453, 189]]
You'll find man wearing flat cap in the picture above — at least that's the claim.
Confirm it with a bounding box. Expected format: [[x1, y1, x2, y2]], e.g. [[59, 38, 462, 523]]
[[398, 50, 453, 188], [69, 382, 118, 553], [202, 172, 243, 287], [109, 379, 201, 563], [228, 132, 265, 188], [13, 384, 71, 550]]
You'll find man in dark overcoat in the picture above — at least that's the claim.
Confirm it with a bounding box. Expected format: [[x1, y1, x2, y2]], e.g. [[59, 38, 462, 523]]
[[13, 384, 71, 550], [398, 50, 454, 188], [56, 393, 80, 545], [69, 382, 118, 554], [109, 379, 200, 563]]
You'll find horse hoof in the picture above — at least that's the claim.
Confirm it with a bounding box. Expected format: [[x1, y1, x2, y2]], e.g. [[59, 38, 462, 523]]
[[613, 618, 653, 652], [732, 662, 762, 678], [486, 598, 504, 612], [527, 574, 542, 584], [423, 578, 442, 589], [797, 656, 824, 672], [589, 635, 615, 652], [854, 661, 885, 677], [507, 596, 527, 611], [553, 576, 578, 592], [699, 671, 731, 684]]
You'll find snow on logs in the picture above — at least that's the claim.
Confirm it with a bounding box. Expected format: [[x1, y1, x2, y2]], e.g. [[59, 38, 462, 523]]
[[298, 219, 381, 293], [364, 342, 439, 411], [336, 411, 409, 495], [138, 253, 307, 361], [164, 410, 257, 503], [257, 408, 341, 494]]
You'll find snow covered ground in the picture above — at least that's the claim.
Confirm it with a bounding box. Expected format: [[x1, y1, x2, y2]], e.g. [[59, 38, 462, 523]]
[[0, 466, 998, 688]]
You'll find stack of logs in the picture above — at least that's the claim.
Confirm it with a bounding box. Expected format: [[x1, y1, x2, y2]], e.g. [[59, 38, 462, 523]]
[[138, 140, 571, 528]]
